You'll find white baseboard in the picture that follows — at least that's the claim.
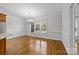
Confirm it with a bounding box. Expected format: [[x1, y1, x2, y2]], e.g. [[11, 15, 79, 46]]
[[64, 47, 76, 55], [6, 33, 26, 39]]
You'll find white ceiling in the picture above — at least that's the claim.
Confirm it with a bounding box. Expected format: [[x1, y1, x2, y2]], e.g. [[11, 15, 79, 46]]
[[0, 3, 63, 18]]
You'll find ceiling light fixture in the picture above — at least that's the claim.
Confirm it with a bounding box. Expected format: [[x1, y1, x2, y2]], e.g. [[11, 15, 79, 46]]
[[26, 18, 33, 23], [26, 11, 34, 23]]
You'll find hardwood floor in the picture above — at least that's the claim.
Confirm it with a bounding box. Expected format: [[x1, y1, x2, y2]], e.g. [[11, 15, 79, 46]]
[[76, 39, 79, 55], [6, 35, 68, 55], [0, 38, 6, 55]]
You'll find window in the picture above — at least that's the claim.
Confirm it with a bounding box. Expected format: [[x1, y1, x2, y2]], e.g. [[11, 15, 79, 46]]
[[41, 23, 47, 33], [35, 22, 40, 32], [31, 22, 47, 33], [31, 22, 34, 33]]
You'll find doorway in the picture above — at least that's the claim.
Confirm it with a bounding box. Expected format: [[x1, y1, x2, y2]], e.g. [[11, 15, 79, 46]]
[[74, 4, 79, 55]]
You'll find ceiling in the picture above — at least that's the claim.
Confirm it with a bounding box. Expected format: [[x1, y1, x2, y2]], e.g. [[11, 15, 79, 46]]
[[0, 3, 63, 18]]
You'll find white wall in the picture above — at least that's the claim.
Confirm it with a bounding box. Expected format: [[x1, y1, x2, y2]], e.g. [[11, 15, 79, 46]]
[[62, 4, 75, 54], [26, 11, 62, 40], [6, 14, 26, 39]]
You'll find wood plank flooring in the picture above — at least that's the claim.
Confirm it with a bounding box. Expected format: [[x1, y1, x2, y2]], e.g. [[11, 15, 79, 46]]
[[0, 38, 6, 55], [6, 35, 68, 55], [76, 39, 79, 55]]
